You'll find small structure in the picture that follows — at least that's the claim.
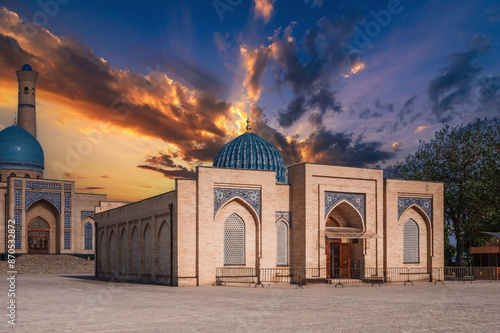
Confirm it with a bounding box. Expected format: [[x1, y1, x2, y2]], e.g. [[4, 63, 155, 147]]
[[471, 232, 500, 267]]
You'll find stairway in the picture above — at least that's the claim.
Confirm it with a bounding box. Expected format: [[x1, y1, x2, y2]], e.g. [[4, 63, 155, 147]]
[[1, 254, 95, 274]]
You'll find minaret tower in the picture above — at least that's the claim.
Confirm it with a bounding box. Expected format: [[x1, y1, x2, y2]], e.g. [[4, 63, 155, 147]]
[[16, 62, 39, 138]]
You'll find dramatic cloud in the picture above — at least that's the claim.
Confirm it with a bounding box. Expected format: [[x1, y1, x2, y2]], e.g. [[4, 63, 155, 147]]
[[254, 0, 275, 23], [427, 34, 491, 121], [241, 46, 272, 101]]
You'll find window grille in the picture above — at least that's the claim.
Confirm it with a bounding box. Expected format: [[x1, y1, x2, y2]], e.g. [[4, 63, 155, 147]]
[[224, 214, 245, 265], [64, 212, 71, 228], [15, 229, 21, 249], [14, 210, 21, 227], [14, 189, 22, 207], [64, 230, 71, 249], [276, 221, 288, 266], [403, 219, 419, 263], [64, 192, 71, 210], [84, 222, 93, 250]]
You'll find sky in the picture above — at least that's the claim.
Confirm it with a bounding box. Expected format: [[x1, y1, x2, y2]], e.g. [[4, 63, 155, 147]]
[[0, 0, 499, 202]]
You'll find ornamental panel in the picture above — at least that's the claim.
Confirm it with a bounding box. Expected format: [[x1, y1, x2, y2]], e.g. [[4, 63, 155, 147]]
[[276, 221, 288, 266], [14, 180, 22, 187], [398, 197, 432, 224], [224, 214, 245, 265], [325, 192, 365, 221], [81, 211, 95, 220], [14, 189, 22, 207], [25, 191, 61, 212], [275, 211, 291, 227], [214, 188, 260, 218], [84, 222, 93, 250], [403, 219, 419, 263], [14, 210, 22, 227], [64, 212, 71, 228], [64, 184, 72, 191], [26, 181, 61, 190], [64, 192, 71, 210], [64, 230, 71, 249], [15, 229, 21, 249]]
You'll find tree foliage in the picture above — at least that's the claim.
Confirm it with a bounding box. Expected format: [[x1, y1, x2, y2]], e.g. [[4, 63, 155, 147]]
[[390, 118, 500, 266]]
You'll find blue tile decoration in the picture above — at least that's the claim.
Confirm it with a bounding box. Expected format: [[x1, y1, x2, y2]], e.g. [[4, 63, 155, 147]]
[[26, 181, 61, 190], [64, 230, 71, 249], [14, 210, 22, 227], [14, 180, 22, 187], [398, 197, 432, 224], [64, 212, 71, 228], [14, 189, 22, 207], [15, 229, 21, 249], [64, 192, 71, 210], [325, 191, 365, 221], [81, 211, 95, 220], [213, 132, 287, 184], [275, 211, 291, 227], [214, 187, 261, 218], [25, 191, 61, 212], [84, 222, 93, 250], [64, 184, 72, 191]]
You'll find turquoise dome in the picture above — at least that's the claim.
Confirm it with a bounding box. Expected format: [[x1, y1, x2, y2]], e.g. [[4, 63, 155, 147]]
[[213, 131, 286, 183], [0, 125, 44, 172]]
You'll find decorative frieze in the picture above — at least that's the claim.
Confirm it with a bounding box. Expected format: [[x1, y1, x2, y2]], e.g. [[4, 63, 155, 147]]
[[398, 197, 432, 224], [325, 191, 365, 221], [214, 187, 261, 218], [26, 181, 61, 190]]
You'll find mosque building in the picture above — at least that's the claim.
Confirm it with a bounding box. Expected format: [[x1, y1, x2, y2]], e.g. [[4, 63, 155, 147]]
[[96, 117, 445, 286], [0, 64, 107, 258]]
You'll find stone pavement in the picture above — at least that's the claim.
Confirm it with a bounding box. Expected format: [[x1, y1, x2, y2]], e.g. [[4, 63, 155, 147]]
[[1, 275, 499, 332]]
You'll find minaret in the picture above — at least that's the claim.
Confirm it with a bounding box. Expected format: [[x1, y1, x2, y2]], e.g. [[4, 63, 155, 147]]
[[16, 62, 38, 138]]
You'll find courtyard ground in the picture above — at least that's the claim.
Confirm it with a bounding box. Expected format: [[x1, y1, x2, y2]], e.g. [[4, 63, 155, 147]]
[[1, 275, 499, 332]]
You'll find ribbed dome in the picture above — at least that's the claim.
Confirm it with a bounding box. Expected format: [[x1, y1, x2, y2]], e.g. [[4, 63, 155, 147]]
[[0, 125, 44, 172], [213, 132, 286, 183], [22, 63, 32, 71]]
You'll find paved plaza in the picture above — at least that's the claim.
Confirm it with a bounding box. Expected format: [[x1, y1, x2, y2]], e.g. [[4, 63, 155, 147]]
[[1, 275, 499, 332]]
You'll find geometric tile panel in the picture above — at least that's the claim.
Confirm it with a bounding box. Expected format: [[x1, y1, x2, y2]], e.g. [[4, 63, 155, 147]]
[[25, 181, 61, 190], [214, 187, 260, 218], [276, 221, 288, 266], [14, 180, 22, 187], [64, 192, 71, 210], [14, 189, 22, 207], [25, 191, 61, 212], [325, 191, 365, 221], [84, 222, 93, 250], [403, 219, 419, 263], [223, 214, 245, 266], [15, 229, 21, 249], [398, 197, 432, 225], [64, 212, 71, 228], [64, 184, 72, 191], [14, 210, 22, 227], [275, 211, 291, 227], [81, 211, 95, 220], [64, 230, 71, 249]]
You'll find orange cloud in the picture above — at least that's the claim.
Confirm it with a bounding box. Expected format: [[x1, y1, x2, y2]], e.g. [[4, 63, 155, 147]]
[[241, 45, 272, 101], [414, 125, 430, 133], [254, 0, 274, 23]]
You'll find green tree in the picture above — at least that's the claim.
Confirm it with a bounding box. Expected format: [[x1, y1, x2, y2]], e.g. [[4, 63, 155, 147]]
[[390, 118, 500, 266]]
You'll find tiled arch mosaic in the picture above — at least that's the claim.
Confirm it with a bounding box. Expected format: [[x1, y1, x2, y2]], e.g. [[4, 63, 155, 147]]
[[275, 211, 291, 227], [325, 192, 365, 221], [81, 211, 95, 220], [398, 197, 432, 225], [25, 191, 61, 212], [214, 188, 261, 218]]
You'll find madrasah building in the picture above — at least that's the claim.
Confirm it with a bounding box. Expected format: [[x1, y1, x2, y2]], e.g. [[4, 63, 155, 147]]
[[0, 64, 109, 258], [96, 112, 445, 286]]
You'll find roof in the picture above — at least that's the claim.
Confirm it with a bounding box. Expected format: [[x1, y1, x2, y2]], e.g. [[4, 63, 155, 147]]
[[0, 125, 44, 172]]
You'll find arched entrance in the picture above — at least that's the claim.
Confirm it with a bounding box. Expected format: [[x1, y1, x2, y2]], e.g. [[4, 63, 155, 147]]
[[28, 217, 50, 254], [325, 201, 366, 279]]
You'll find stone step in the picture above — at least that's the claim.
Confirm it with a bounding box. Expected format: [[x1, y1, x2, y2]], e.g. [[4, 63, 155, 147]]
[[1, 254, 95, 274]]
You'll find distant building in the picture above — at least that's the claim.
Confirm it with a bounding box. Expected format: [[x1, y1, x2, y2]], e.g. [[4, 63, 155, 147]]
[[96, 118, 445, 286], [0, 64, 109, 257]]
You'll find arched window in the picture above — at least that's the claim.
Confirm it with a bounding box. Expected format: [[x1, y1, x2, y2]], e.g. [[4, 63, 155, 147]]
[[9, 173, 16, 177], [14, 190, 21, 207], [84, 222, 93, 250], [24, 86, 29, 94], [224, 214, 245, 265], [25, 174, 30, 178], [64, 213, 71, 228], [14, 211, 21, 227], [64, 230, 71, 249], [276, 221, 288, 266], [403, 219, 419, 263]]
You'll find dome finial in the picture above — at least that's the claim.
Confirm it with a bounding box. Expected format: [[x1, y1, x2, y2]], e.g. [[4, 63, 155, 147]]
[[246, 116, 252, 132], [13, 112, 17, 126]]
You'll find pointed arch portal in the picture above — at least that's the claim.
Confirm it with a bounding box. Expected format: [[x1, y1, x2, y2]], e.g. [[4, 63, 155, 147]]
[[28, 217, 50, 254]]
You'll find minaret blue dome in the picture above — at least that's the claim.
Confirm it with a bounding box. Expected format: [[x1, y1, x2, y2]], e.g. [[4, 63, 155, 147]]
[[213, 131, 287, 184], [0, 125, 44, 172], [22, 63, 32, 71]]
